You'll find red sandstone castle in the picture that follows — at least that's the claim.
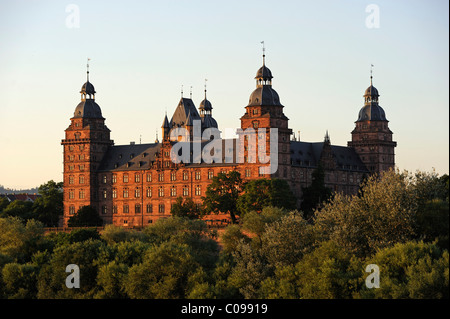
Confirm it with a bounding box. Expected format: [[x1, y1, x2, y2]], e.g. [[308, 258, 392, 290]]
[[61, 53, 396, 227]]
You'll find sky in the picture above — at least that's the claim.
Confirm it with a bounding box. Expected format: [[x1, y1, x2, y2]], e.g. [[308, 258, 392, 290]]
[[0, 0, 448, 189]]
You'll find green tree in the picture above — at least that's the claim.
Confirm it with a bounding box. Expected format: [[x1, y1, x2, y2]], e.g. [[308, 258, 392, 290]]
[[68, 205, 103, 227], [260, 211, 315, 268], [260, 241, 363, 299], [237, 179, 296, 216], [241, 206, 290, 239], [0, 197, 9, 212], [0, 200, 34, 220], [32, 180, 63, 227], [1, 262, 39, 299], [170, 196, 203, 219], [202, 171, 243, 223], [124, 242, 201, 299], [0, 216, 46, 263], [37, 239, 104, 298], [360, 241, 449, 299], [313, 169, 417, 258], [301, 164, 333, 219]]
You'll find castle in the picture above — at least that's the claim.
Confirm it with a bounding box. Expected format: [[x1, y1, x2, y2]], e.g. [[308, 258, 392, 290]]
[[61, 53, 396, 227]]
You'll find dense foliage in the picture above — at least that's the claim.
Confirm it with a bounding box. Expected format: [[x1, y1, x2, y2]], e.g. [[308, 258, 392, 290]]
[[0, 170, 448, 299]]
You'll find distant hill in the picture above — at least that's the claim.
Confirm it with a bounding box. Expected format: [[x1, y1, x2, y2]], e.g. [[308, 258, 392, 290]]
[[0, 184, 39, 194]]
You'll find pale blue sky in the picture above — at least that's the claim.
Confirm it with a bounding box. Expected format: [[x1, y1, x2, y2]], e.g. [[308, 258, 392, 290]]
[[0, 0, 448, 189]]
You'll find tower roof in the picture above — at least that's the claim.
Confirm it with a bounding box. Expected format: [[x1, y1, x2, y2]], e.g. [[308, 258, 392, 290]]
[[80, 81, 96, 95], [255, 65, 273, 80], [73, 100, 103, 119]]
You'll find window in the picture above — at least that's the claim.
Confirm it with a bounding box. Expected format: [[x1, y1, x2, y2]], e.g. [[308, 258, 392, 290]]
[[123, 205, 129, 214], [195, 186, 201, 196], [171, 187, 177, 197], [69, 145, 74, 151], [79, 175, 85, 184], [79, 189, 85, 199], [135, 188, 141, 198], [245, 169, 251, 178], [158, 204, 165, 214], [112, 174, 117, 184], [183, 186, 189, 196], [135, 174, 140, 183], [112, 205, 118, 214], [146, 204, 153, 214], [79, 145, 84, 151], [69, 176, 74, 184], [159, 173, 164, 182], [146, 187, 152, 198], [112, 188, 117, 199], [171, 172, 176, 181], [69, 165, 74, 171], [123, 188, 129, 198], [123, 174, 129, 183], [69, 190, 75, 199], [103, 189, 107, 199], [79, 164, 85, 171], [135, 204, 141, 214], [146, 173, 152, 182], [103, 175, 107, 184], [183, 171, 189, 180], [208, 171, 214, 180], [79, 154, 85, 160], [102, 205, 107, 214], [158, 187, 164, 197], [195, 171, 201, 180], [69, 206, 75, 215]]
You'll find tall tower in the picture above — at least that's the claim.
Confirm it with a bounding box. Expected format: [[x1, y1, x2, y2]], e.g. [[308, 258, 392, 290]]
[[238, 45, 292, 178], [348, 71, 396, 174], [61, 64, 113, 226]]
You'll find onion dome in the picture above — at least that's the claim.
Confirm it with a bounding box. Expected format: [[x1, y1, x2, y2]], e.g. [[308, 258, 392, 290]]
[[356, 76, 387, 122]]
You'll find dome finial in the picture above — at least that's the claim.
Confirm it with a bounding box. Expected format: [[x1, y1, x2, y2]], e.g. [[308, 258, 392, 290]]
[[87, 58, 91, 82], [260, 41, 265, 65], [204, 78, 208, 99], [370, 63, 374, 86]]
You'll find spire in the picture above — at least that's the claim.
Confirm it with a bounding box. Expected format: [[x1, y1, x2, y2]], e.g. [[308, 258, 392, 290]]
[[261, 41, 265, 65], [87, 58, 90, 82], [204, 78, 208, 100], [190, 86, 193, 99], [162, 113, 170, 129], [324, 130, 330, 144], [370, 64, 374, 86]]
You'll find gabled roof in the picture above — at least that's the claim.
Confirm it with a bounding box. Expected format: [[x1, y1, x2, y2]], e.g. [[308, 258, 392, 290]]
[[170, 98, 201, 128]]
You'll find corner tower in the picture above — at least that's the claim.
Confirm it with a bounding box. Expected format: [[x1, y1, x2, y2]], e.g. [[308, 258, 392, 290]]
[[348, 72, 396, 174], [61, 64, 114, 226], [239, 46, 292, 178]]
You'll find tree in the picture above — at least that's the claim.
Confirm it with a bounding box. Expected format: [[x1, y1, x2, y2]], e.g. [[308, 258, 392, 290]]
[[237, 179, 296, 216], [0, 216, 45, 263], [37, 239, 105, 298], [313, 169, 417, 258], [260, 241, 363, 299], [68, 205, 103, 227], [0, 200, 34, 220], [360, 241, 449, 299], [301, 164, 333, 219], [124, 242, 201, 299], [170, 196, 203, 219], [32, 180, 63, 227], [202, 171, 243, 223]]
